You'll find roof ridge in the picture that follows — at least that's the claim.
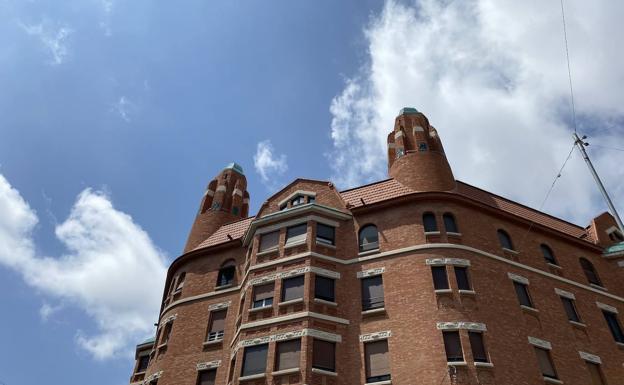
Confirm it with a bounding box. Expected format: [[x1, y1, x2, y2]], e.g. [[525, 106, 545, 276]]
[[339, 178, 395, 193]]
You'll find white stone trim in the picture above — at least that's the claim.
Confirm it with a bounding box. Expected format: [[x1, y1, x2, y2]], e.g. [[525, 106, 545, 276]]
[[596, 302, 618, 313], [160, 314, 177, 327], [239, 311, 349, 330], [394, 131, 404, 139], [579, 351, 601, 364], [359, 330, 391, 342], [246, 266, 340, 291], [357, 267, 385, 278], [436, 322, 487, 331], [208, 301, 231, 311], [196, 360, 221, 370], [528, 336, 552, 350], [507, 272, 529, 285], [233, 328, 341, 357], [215, 185, 227, 192], [554, 288, 575, 300], [142, 371, 163, 385], [311, 368, 337, 376], [233, 188, 243, 197], [255, 215, 339, 237], [414, 126, 425, 132], [426, 258, 470, 266], [205, 190, 214, 197], [278, 190, 317, 208]]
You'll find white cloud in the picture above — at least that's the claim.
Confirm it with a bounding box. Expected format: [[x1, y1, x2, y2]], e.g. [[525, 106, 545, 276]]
[[40, 302, 63, 322], [254, 140, 288, 188], [329, 0, 624, 225], [111, 96, 134, 122], [20, 21, 72, 65], [0, 174, 167, 360]]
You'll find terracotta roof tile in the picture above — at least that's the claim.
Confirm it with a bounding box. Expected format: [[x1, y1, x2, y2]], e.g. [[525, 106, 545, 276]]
[[340, 179, 416, 208], [193, 216, 255, 251]]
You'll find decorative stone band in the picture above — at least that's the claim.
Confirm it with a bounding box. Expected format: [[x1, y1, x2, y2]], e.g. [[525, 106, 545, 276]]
[[426, 258, 470, 266], [278, 190, 317, 208], [197, 360, 221, 371], [596, 302, 618, 313], [554, 288, 575, 299], [436, 322, 487, 331], [205, 189, 214, 197], [208, 301, 231, 311], [233, 188, 243, 197], [160, 314, 177, 327], [231, 328, 341, 358], [528, 336, 552, 350], [246, 266, 340, 290], [256, 215, 340, 239], [359, 330, 392, 342], [414, 126, 425, 133], [215, 185, 227, 192], [142, 371, 162, 385], [507, 272, 529, 285], [579, 351, 602, 364], [394, 131, 404, 139], [357, 267, 385, 278]]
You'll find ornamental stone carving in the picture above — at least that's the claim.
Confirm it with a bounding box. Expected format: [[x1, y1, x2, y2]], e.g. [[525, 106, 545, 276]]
[[357, 267, 385, 278], [197, 360, 221, 370], [596, 302, 618, 313], [142, 371, 163, 385], [160, 314, 177, 327], [554, 288, 575, 299], [208, 301, 231, 311], [579, 351, 601, 364], [232, 328, 342, 355], [426, 258, 470, 266], [245, 266, 340, 291], [359, 330, 392, 342], [436, 322, 486, 331], [528, 336, 551, 350], [507, 272, 529, 285]]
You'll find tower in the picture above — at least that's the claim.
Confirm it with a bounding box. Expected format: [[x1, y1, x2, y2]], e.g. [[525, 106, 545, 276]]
[[387, 107, 456, 191], [183, 163, 250, 252]]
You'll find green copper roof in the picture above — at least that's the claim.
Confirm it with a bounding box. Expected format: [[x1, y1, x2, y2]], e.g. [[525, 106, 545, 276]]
[[604, 241, 624, 256], [399, 107, 419, 115], [137, 336, 155, 347], [224, 162, 244, 175]]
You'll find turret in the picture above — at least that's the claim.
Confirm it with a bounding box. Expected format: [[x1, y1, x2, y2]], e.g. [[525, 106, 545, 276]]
[[387, 107, 455, 191], [183, 163, 250, 253]]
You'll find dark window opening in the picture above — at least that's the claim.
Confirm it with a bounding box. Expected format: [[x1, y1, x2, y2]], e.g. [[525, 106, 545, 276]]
[[312, 339, 336, 372], [454, 266, 471, 291], [534, 347, 558, 379], [443, 213, 458, 233], [359, 225, 379, 252], [196, 369, 216, 385], [241, 344, 268, 377], [431, 266, 449, 290], [497, 229, 514, 250], [316, 223, 335, 246], [286, 224, 307, 244], [513, 281, 533, 308], [603, 310, 624, 343], [540, 244, 557, 265], [468, 332, 488, 363], [217, 262, 236, 287], [423, 213, 438, 232], [281, 275, 304, 302], [561, 297, 581, 323], [252, 283, 274, 309], [365, 339, 391, 383], [136, 355, 149, 373], [275, 339, 301, 371], [580, 258, 602, 287], [442, 331, 463, 362], [361, 275, 384, 310], [314, 276, 335, 302]]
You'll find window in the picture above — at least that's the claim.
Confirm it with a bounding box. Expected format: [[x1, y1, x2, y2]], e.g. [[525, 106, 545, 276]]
[[497, 229, 514, 250], [259, 231, 279, 252], [175, 272, 186, 292], [418, 142, 428, 151], [286, 224, 307, 244], [217, 261, 236, 287], [206, 309, 227, 342], [443, 213, 458, 233], [228, 357, 236, 383], [308, 196, 316, 204], [275, 339, 301, 371], [442, 331, 463, 362], [560, 297, 581, 323], [513, 281, 533, 308], [196, 370, 216, 385], [291, 195, 306, 207], [423, 212, 438, 232], [468, 332, 488, 363], [160, 322, 173, 345], [359, 225, 379, 252], [586, 362, 606, 385], [580, 258, 602, 286], [431, 266, 449, 290], [316, 223, 335, 246], [534, 347, 558, 379], [361, 275, 384, 310], [608, 229, 624, 242], [252, 283, 274, 308], [312, 339, 335, 372], [365, 340, 391, 383], [540, 244, 557, 265], [314, 276, 335, 302], [136, 354, 149, 373], [241, 344, 268, 377], [454, 266, 471, 291], [602, 310, 624, 343], [281, 275, 304, 302]]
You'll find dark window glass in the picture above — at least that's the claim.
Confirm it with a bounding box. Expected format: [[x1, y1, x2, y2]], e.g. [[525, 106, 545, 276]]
[[136, 355, 149, 372], [207, 309, 227, 342], [454, 266, 471, 290], [275, 339, 301, 371], [241, 344, 268, 377], [291, 196, 306, 207], [308, 196, 316, 204], [359, 225, 379, 252], [468, 332, 488, 363], [497, 229, 514, 250], [443, 213, 458, 233], [286, 224, 307, 244], [365, 340, 391, 383], [442, 331, 463, 362], [217, 263, 236, 287], [587, 362, 606, 385], [361, 275, 384, 310], [540, 244, 557, 265], [281, 275, 304, 302], [534, 347, 558, 379], [316, 223, 335, 246], [197, 370, 216, 385], [431, 266, 449, 290], [580, 258, 602, 286], [561, 297, 581, 323], [314, 276, 335, 302], [161, 322, 172, 344], [418, 142, 428, 151], [513, 281, 533, 308], [603, 311, 624, 343], [252, 283, 274, 308], [175, 272, 186, 291], [423, 213, 438, 232], [259, 231, 279, 252], [228, 358, 236, 383], [312, 339, 335, 372]]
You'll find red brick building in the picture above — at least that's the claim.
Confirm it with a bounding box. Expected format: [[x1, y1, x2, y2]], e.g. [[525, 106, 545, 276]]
[[130, 108, 624, 385]]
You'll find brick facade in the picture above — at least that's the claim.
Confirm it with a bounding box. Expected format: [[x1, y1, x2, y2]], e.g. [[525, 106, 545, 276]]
[[130, 108, 624, 385]]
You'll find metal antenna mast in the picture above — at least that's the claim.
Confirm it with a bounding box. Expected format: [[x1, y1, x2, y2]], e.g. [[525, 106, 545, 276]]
[[573, 133, 624, 233]]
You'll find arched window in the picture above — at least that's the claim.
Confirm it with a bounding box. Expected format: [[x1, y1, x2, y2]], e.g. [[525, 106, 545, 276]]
[[443, 213, 458, 233], [540, 244, 557, 265], [359, 225, 379, 252], [497, 229, 514, 250], [580, 258, 602, 286], [217, 260, 237, 287], [423, 212, 438, 232]]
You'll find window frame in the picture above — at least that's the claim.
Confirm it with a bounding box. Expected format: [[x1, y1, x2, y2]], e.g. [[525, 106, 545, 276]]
[[364, 339, 391, 383], [241, 343, 269, 377], [540, 244, 558, 265], [602, 310, 624, 343], [136, 354, 150, 373], [442, 330, 464, 362], [468, 331, 488, 363], [359, 224, 379, 252], [534, 347, 558, 380], [423, 212, 438, 232], [285, 223, 307, 245], [252, 283, 275, 309], [259, 231, 279, 252], [316, 223, 336, 246], [312, 339, 336, 372], [443, 213, 459, 233], [431, 265, 450, 290], [206, 309, 227, 342], [513, 281, 534, 308], [454, 266, 472, 291], [217, 261, 236, 288], [281, 275, 305, 302], [314, 275, 335, 302], [497, 229, 514, 250], [580, 257, 602, 287], [361, 275, 385, 311], [560, 297, 581, 323], [274, 338, 301, 371]]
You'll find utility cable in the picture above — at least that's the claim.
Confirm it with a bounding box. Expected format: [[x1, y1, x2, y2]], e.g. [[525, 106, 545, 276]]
[[560, 0, 578, 134], [590, 144, 624, 153]]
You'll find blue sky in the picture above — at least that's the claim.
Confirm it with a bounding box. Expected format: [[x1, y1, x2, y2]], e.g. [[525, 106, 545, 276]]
[[1, 1, 623, 385]]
